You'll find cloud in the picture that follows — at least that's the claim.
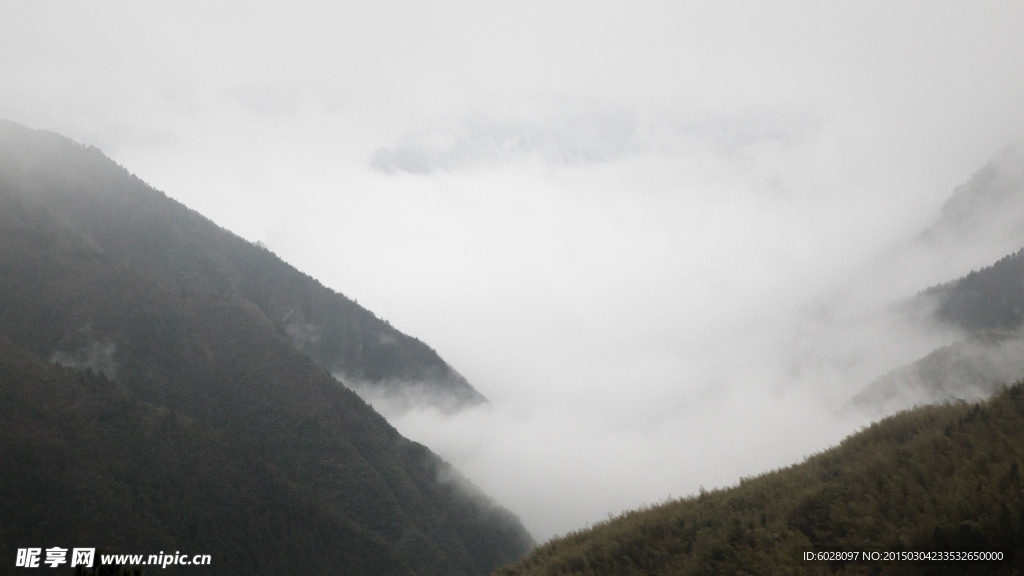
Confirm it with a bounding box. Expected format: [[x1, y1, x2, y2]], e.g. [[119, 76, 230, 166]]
[[370, 106, 639, 174], [368, 105, 821, 176], [343, 109, 1021, 541], [341, 156, 978, 541], [361, 324, 887, 540], [3, 0, 1024, 547]]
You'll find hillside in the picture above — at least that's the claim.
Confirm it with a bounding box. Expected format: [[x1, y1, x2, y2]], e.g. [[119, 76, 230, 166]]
[[0, 335, 407, 574], [848, 330, 1024, 415], [0, 118, 484, 412], [850, 247, 1024, 415], [925, 248, 1024, 333], [845, 139, 1024, 414], [494, 382, 1024, 575], [915, 141, 1024, 263], [0, 120, 533, 574]]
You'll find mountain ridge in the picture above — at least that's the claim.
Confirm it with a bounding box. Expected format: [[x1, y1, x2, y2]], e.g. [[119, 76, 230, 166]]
[[848, 246, 1024, 415], [0, 118, 485, 412], [915, 140, 1024, 255], [0, 119, 533, 574]]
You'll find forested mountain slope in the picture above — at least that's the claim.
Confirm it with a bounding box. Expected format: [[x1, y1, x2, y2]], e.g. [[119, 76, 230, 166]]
[[0, 335, 407, 575], [850, 247, 1024, 415], [495, 382, 1024, 576], [0, 118, 484, 411], [848, 330, 1024, 414], [0, 120, 532, 575], [847, 140, 1024, 415], [925, 248, 1024, 333]]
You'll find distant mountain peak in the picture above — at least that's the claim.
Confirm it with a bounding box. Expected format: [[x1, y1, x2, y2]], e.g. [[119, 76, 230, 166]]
[[847, 145, 1024, 418], [917, 140, 1024, 253]]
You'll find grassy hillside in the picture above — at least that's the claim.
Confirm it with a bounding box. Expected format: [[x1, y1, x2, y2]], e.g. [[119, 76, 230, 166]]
[[495, 383, 1024, 575], [0, 120, 532, 574]]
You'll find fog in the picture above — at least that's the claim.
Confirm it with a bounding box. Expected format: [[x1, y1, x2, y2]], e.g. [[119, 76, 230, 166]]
[[3, 0, 1024, 541]]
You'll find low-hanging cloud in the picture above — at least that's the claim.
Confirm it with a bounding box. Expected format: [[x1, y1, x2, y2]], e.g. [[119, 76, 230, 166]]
[[3, 0, 1024, 549], [348, 137, 1013, 540], [369, 105, 818, 176], [344, 106, 1024, 542], [356, 272, 997, 542], [370, 107, 639, 175]]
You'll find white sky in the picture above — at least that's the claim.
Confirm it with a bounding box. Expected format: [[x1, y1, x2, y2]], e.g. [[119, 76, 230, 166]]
[[3, 0, 1024, 541]]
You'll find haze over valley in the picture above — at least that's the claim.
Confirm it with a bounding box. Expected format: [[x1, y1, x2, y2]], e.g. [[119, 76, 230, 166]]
[[2, 1, 1024, 568]]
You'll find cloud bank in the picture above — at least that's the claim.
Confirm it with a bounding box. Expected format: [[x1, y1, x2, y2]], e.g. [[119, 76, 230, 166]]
[[3, 0, 1024, 543]]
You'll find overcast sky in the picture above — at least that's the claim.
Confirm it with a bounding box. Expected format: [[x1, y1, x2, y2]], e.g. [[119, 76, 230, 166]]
[[3, 0, 1024, 541]]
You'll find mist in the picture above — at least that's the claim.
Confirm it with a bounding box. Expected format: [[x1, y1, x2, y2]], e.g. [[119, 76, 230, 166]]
[[335, 129, 1024, 541], [4, 0, 1024, 544], [347, 165, 975, 539]]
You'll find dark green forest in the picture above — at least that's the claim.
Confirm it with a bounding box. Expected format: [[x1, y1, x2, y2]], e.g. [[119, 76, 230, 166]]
[[926, 248, 1024, 333], [0, 120, 532, 574], [495, 382, 1024, 575], [0, 335, 408, 574]]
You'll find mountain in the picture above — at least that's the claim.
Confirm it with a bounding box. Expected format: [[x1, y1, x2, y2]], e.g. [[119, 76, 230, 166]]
[[925, 248, 1024, 334], [0, 120, 533, 574], [0, 119, 484, 413], [842, 138, 1024, 416], [847, 247, 1024, 415], [848, 330, 1024, 414], [494, 382, 1024, 575], [490, 146, 1024, 575], [915, 141, 1024, 271]]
